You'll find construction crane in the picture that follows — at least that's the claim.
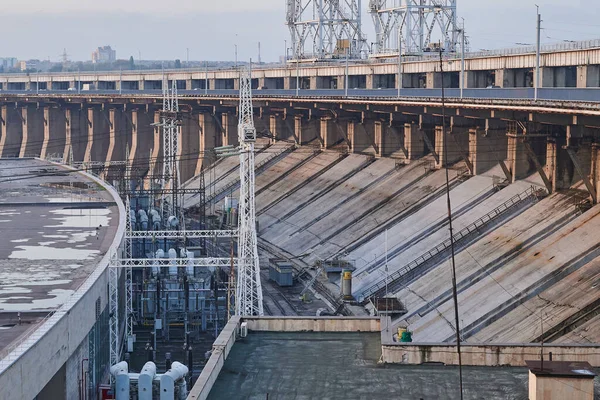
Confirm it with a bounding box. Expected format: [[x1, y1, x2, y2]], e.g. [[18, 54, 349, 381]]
[[235, 66, 264, 316]]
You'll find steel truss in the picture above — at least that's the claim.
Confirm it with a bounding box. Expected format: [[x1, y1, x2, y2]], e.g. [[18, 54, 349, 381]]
[[236, 67, 264, 316], [159, 78, 182, 222], [126, 230, 238, 239], [369, 0, 458, 54], [111, 258, 239, 268], [287, 0, 366, 59]]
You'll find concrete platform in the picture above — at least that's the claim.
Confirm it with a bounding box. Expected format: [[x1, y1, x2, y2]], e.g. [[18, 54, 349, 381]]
[[207, 331, 529, 400], [0, 158, 118, 355]]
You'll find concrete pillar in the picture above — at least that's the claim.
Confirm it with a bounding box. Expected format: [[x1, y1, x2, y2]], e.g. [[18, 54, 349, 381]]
[[507, 134, 530, 182], [320, 118, 338, 149], [40, 107, 66, 160], [151, 111, 162, 177], [178, 112, 201, 182], [270, 115, 296, 143], [296, 117, 319, 145], [426, 72, 442, 89], [105, 108, 128, 169], [495, 69, 514, 88], [233, 78, 240, 90], [209, 79, 216, 91], [385, 124, 405, 158], [185, 79, 193, 90], [404, 123, 425, 160], [284, 77, 292, 90], [139, 80, 145, 91], [129, 109, 154, 179], [374, 121, 384, 157], [352, 120, 376, 155], [84, 108, 110, 163], [19, 106, 45, 158], [221, 112, 239, 147], [366, 74, 375, 90], [592, 144, 600, 202], [0, 106, 23, 158], [468, 127, 508, 175], [577, 65, 600, 88], [65, 108, 87, 163], [198, 113, 219, 176], [434, 126, 462, 168]]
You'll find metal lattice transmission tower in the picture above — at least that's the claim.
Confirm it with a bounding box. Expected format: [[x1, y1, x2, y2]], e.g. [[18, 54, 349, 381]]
[[235, 67, 264, 316], [160, 78, 182, 222], [369, 0, 459, 54], [286, 0, 367, 59]]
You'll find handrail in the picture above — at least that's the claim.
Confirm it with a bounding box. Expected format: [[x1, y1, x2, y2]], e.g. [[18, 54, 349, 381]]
[[358, 186, 541, 302]]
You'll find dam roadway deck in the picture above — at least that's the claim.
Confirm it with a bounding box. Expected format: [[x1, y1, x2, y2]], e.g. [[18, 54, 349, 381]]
[[0, 158, 124, 399]]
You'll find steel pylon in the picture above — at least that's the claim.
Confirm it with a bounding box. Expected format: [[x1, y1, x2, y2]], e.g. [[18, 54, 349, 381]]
[[160, 78, 181, 222], [235, 67, 264, 316]]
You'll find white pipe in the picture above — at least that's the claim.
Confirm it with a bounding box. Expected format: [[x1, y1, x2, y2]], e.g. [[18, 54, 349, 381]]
[[159, 362, 189, 400], [138, 361, 157, 400], [110, 361, 130, 400]]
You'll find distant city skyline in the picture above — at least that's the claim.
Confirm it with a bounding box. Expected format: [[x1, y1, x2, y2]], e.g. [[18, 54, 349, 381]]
[[1, 1, 598, 62]]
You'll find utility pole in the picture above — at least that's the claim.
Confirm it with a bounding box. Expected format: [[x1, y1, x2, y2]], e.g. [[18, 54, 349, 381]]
[[284, 40, 287, 64], [205, 60, 208, 95], [460, 19, 466, 99], [258, 42, 262, 65], [234, 35, 238, 68], [77, 68, 80, 94], [535, 5, 541, 101], [186, 48, 189, 67], [296, 60, 300, 97], [345, 49, 349, 97], [440, 48, 464, 400], [397, 28, 402, 98], [119, 68, 122, 95]]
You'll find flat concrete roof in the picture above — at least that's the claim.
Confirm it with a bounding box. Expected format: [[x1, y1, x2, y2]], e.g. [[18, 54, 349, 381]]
[[207, 331, 530, 399], [0, 158, 118, 352]]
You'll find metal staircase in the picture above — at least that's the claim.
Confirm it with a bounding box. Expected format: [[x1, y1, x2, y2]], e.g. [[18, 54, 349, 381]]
[[358, 186, 545, 302]]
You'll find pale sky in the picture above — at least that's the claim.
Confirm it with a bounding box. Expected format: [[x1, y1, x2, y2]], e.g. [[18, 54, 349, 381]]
[[1, 0, 598, 62]]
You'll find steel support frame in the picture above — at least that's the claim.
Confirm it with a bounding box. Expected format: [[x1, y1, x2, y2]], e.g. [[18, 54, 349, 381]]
[[236, 67, 264, 316], [369, 0, 458, 55], [125, 230, 238, 239], [287, 0, 366, 59]]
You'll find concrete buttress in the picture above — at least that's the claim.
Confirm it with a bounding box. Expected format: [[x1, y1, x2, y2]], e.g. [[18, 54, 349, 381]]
[[84, 108, 111, 163], [19, 105, 45, 158], [0, 105, 23, 158], [40, 107, 66, 160], [404, 123, 425, 160]]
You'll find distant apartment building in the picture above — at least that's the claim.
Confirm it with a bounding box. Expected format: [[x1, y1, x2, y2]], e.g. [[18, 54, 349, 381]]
[[92, 45, 116, 63], [0, 57, 18, 70]]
